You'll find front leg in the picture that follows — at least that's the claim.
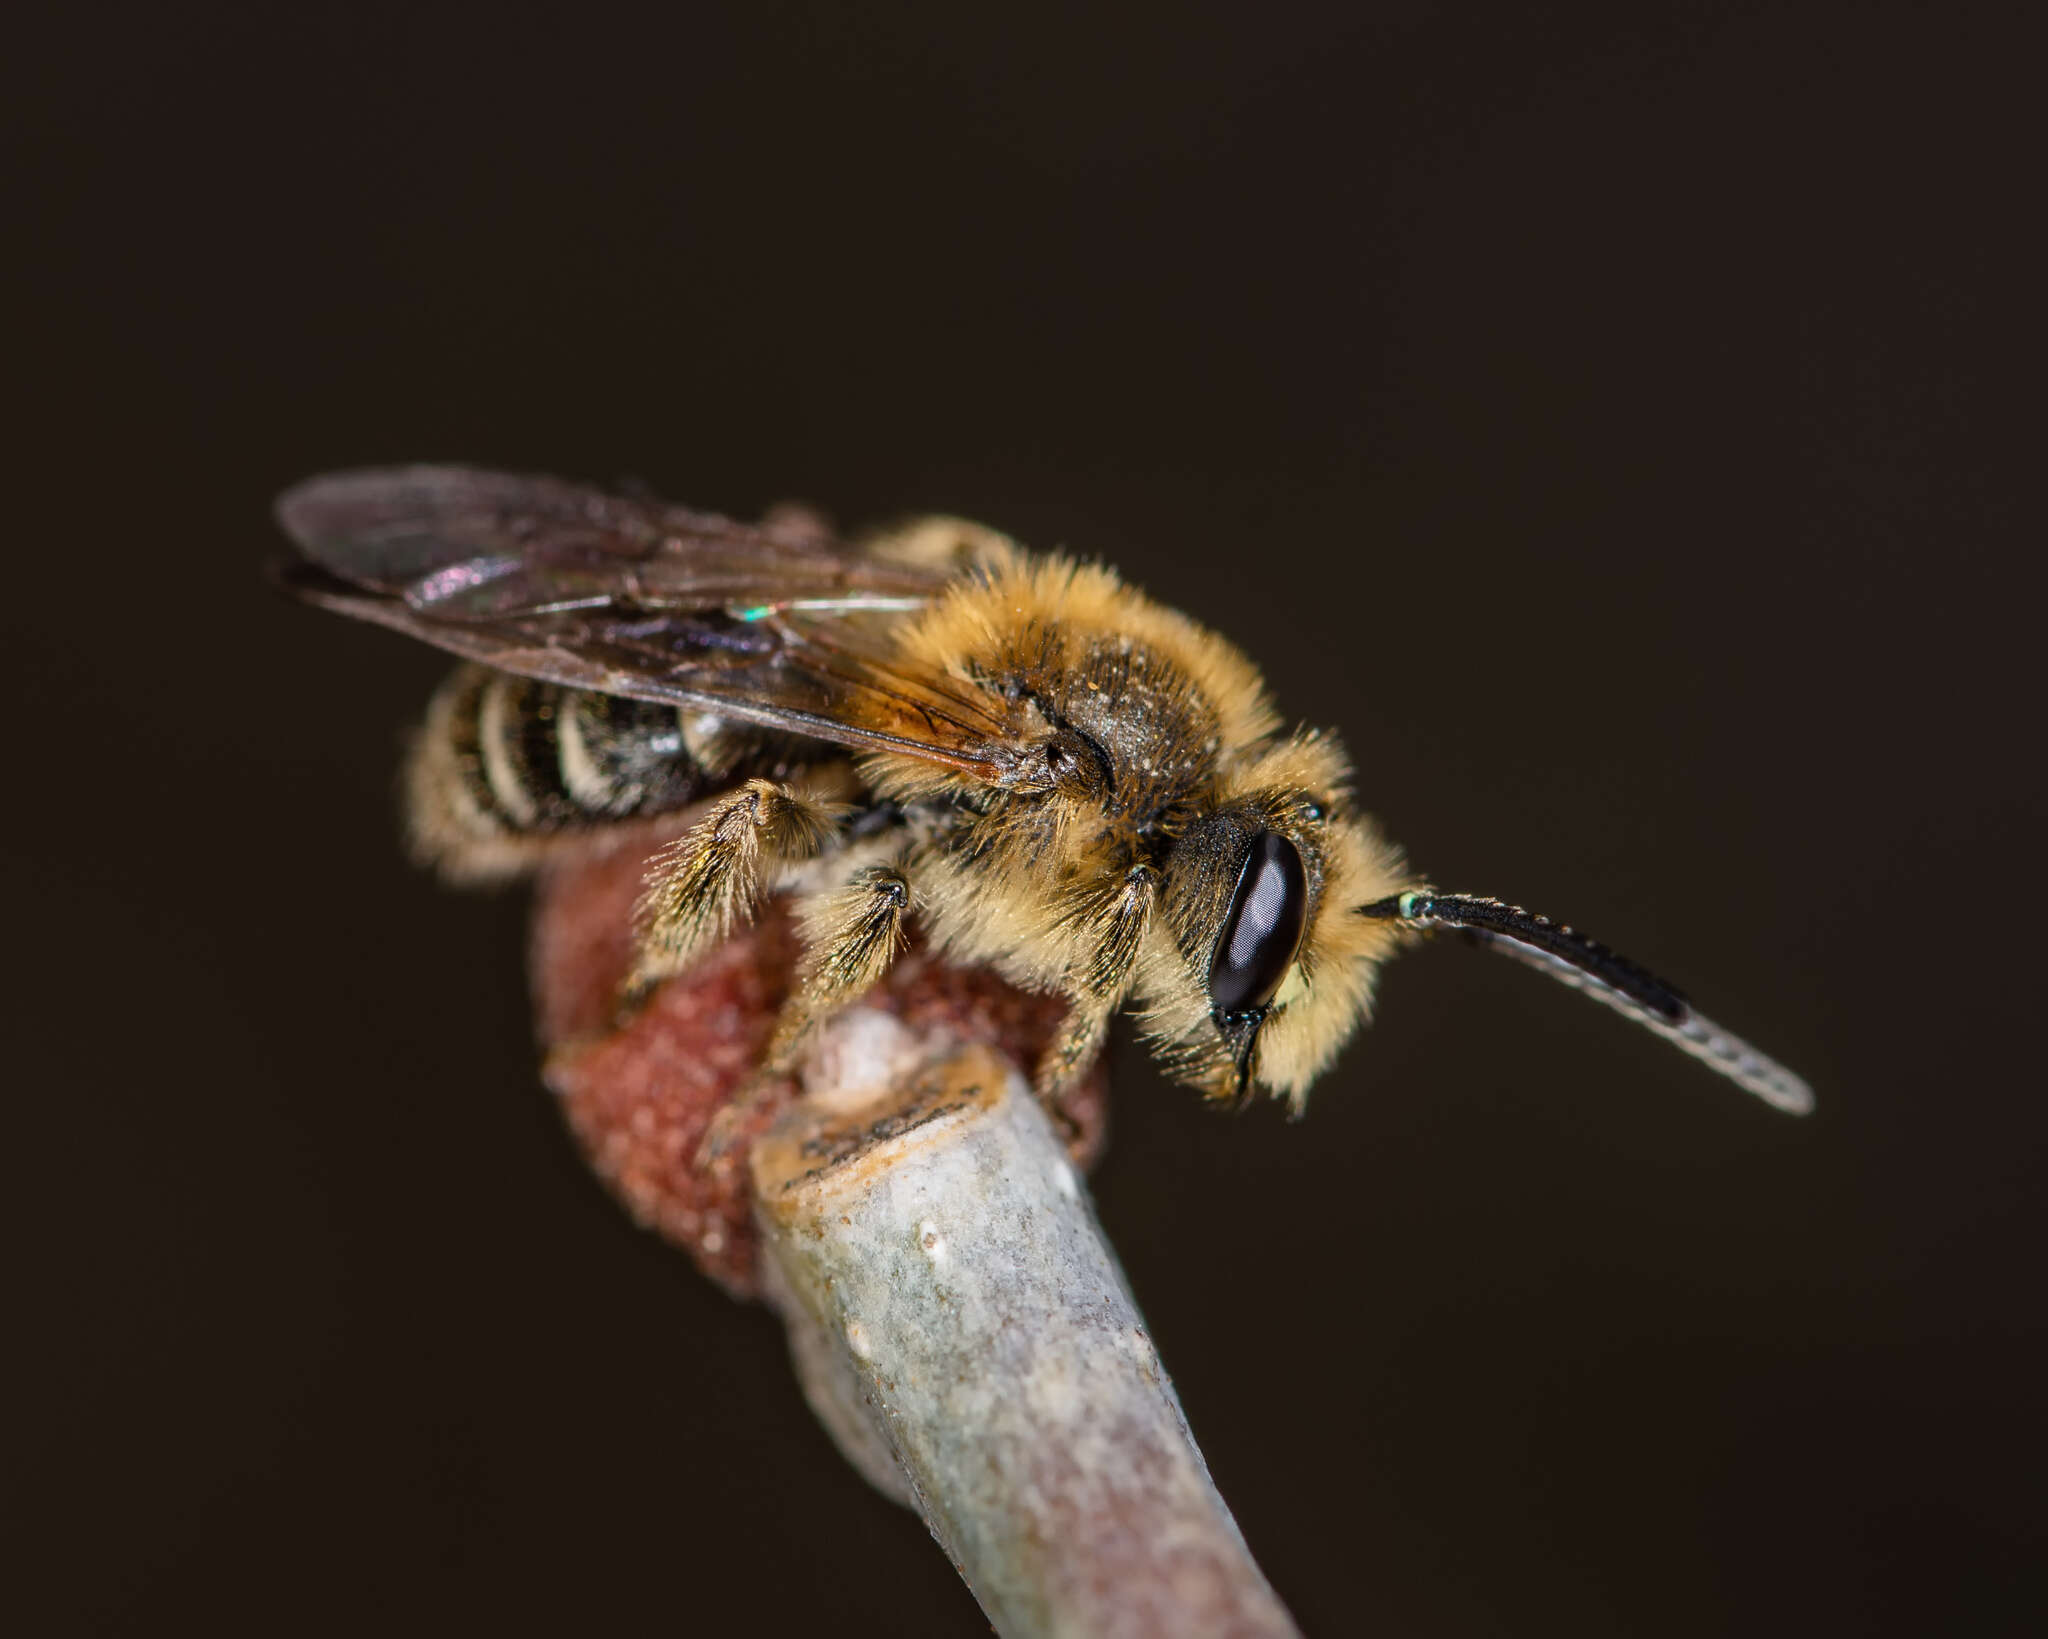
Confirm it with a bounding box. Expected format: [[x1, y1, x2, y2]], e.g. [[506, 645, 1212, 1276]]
[[1036, 862, 1158, 1096], [631, 778, 841, 991]]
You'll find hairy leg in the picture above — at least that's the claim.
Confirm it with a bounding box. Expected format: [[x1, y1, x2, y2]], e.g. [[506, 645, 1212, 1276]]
[[1035, 862, 1158, 1097], [697, 830, 918, 1165], [768, 862, 914, 1065], [631, 779, 841, 991]]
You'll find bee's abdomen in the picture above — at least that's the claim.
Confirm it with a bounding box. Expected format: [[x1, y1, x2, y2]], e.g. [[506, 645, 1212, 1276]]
[[406, 665, 806, 879]]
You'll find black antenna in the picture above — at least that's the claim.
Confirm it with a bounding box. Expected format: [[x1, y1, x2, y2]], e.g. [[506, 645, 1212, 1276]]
[[1357, 890, 1813, 1115]]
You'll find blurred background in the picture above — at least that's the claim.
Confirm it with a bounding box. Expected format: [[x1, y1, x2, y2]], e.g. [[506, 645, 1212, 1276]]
[[7, 5, 2037, 1634]]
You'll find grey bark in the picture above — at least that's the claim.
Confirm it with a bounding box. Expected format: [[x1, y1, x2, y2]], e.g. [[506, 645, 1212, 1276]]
[[750, 1008, 1302, 1639]]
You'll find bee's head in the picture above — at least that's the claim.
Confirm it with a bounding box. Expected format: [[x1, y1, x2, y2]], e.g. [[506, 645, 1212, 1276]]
[[1138, 730, 1414, 1110]]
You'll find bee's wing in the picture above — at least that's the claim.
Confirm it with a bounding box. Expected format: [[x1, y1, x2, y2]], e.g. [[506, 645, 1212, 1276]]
[[276, 466, 1028, 783]]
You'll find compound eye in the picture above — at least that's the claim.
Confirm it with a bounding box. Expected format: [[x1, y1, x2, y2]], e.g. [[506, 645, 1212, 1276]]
[[1208, 831, 1308, 1016]]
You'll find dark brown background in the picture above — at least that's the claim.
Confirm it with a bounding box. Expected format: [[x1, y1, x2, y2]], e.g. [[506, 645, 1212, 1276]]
[[8, 5, 2038, 1634]]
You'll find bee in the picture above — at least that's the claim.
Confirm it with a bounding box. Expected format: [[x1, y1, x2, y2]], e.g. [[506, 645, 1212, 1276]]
[[277, 466, 1811, 1117]]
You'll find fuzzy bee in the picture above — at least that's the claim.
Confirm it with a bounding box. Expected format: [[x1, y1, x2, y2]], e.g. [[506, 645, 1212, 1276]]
[[277, 467, 1811, 1116]]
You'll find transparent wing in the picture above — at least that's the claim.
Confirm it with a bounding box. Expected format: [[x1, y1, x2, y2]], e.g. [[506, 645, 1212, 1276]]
[[276, 466, 1032, 783]]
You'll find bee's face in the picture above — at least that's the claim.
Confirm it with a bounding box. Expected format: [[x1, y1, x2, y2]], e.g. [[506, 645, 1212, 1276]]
[[1139, 735, 1414, 1108]]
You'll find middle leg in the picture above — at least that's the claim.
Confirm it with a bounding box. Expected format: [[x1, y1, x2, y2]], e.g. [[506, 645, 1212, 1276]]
[[767, 859, 915, 1065]]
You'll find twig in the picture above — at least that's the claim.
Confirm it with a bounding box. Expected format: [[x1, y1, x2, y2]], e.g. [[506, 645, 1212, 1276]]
[[752, 1010, 1301, 1639], [533, 843, 1299, 1637]]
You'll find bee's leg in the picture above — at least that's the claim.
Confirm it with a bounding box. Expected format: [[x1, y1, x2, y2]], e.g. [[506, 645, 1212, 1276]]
[[766, 862, 914, 1066], [694, 858, 914, 1168], [630, 778, 841, 991], [1034, 863, 1159, 1098], [1036, 998, 1117, 1098], [860, 514, 1019, 572]]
